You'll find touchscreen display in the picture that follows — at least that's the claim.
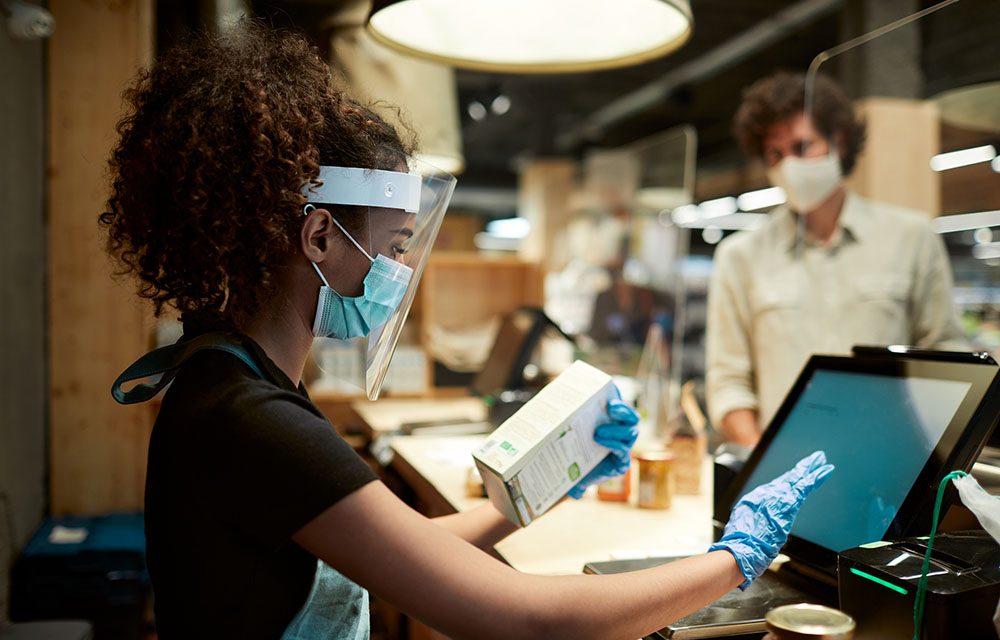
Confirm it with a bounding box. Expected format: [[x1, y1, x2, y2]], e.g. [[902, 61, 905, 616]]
[[738, 369, 971, 553]]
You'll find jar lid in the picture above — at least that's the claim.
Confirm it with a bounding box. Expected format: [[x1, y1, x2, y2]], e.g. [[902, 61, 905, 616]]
[[765, 604, 855, 637]]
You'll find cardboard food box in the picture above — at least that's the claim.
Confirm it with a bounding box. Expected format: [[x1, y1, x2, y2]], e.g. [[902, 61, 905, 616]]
[[472, 360, 616, 526]]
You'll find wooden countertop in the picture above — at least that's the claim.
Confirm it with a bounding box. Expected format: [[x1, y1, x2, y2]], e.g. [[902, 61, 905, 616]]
[[350, 397, 488, 438], [389, 434, 715, 576]]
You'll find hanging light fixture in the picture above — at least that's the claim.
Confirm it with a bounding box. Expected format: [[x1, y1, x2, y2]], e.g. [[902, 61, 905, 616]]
[[922, 0, 1000, 133], [367, 0, 693, 74], [326, 0, 465, 174]]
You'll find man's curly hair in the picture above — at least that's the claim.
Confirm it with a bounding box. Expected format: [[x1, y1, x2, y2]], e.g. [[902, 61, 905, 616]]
[[100, 21, 413, 332], [732, 71, 867, 175]]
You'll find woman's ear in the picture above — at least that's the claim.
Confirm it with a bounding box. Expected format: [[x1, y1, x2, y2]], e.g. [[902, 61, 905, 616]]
[[300, 206, 333, 262]]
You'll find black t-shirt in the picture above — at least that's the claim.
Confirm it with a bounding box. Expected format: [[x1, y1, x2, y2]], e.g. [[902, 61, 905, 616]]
[[144, 333, 377, 638]]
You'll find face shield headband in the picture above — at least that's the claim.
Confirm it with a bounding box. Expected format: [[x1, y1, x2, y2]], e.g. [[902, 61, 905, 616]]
[[309, 166, 422, 215]]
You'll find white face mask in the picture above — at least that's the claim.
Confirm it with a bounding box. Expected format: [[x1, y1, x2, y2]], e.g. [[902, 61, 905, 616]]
[[766, 150, 842, 214]]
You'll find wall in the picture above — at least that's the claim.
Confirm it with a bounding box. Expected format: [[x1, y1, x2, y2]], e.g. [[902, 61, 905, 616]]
[[0, 4, 47, 619], [844, 97, 940, 216], [838, 0, 939, 216], [48, 0, 154, 515]]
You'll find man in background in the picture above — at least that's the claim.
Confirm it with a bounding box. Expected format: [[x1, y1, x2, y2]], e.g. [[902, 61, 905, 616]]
[[706, 71, 968, 448]]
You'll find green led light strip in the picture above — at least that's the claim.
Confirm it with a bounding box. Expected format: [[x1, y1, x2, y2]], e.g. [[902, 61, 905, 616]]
[[849, 567, 909, 596]]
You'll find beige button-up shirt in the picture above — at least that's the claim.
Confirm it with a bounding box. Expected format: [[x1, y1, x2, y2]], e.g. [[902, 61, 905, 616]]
[[705, 193, 969, 430]]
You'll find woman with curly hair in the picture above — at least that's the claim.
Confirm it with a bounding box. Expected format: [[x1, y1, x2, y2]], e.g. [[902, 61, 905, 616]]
[[102, 22, 831, 640]]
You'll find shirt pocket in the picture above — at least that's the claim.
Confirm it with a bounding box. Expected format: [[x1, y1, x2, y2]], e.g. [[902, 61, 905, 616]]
[[853, 274, 912, 339], [750, 279, 801, 346], [751, 280, 800, 317], [855, 275, 911, 301]]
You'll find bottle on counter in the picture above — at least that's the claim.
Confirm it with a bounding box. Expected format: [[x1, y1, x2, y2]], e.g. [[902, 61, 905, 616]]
[[634, 449, 676, 509], [597, 466, 631, 502], [667, 381, 707, 495]]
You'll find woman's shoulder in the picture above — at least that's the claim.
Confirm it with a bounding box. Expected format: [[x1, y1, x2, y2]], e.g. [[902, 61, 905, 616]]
[[161, 348, 327, 439]]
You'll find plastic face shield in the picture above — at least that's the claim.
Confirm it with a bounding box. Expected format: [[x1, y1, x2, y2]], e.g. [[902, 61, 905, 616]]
[[745, 0, 991, 429], [789, 0, 982, 348], [305, 155, 456, 400]]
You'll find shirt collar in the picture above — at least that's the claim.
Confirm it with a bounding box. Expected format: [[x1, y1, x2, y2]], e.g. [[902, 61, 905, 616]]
[[237, 332, 310, 397], [837, 192, 869, 240], [182, 330, 307, 396], [777, 191, 868, 252]]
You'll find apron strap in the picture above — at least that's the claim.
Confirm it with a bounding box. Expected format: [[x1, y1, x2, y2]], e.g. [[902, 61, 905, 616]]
[[111, 332, 264, 404]]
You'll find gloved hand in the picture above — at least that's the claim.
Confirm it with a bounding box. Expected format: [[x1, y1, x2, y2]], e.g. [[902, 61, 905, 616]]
[[708, 450, 834, 589], [567, 398, 639, 499]]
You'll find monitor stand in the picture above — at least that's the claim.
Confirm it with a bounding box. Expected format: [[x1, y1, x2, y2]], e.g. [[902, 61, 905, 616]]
[[583, 556, 837, 639]]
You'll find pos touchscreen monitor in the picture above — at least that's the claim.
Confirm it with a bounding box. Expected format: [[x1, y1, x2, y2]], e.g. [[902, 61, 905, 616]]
[[719, 352, 1000, 577]]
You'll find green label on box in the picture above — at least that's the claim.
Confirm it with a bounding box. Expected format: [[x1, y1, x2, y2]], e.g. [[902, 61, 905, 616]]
[[568, 462, 580, 481]]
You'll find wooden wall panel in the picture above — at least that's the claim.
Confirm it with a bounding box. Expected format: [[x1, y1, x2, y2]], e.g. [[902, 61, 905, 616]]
[[518, 159, 574, 271], [419, 254, 544, 391], [940, 163, 1000, 216], [845, 97, 941, 216], [48, 0, 154, 514], [421, 255, 544, 330]]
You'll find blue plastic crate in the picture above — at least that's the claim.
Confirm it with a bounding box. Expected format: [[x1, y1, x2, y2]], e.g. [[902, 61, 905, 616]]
[[11, 512, 150, 640]]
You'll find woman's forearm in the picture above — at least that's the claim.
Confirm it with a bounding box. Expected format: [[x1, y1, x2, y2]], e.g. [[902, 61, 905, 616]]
[[432, 502, 519, 550]]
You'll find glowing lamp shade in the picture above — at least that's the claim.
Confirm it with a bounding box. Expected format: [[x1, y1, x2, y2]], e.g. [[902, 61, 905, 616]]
[[368, 0, 693, 74], [922, 0, 1000, 133], [934, 82, 1000, 134], [328, 0, 465, 175]]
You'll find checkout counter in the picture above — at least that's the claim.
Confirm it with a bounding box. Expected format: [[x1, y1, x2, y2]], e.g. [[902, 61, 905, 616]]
[[388, 434, 716, 575], [352, 398, 727, 640], [354, 345, 1000, 640], [352, 399, 717, 572]]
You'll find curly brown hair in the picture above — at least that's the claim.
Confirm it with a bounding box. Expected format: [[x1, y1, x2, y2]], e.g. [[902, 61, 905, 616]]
[[732, 71, 867, 175], [100, 20, 414, 332]]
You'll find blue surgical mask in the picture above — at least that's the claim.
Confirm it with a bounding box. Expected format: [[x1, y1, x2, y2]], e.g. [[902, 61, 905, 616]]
[[311, 218, 413, 339]]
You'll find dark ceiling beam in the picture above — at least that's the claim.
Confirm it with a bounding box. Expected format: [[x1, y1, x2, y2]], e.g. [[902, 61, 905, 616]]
[[555, 0, 845, 152]]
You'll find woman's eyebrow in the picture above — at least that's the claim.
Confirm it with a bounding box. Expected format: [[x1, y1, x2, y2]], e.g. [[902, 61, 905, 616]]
[[390, 228, 414, 239]]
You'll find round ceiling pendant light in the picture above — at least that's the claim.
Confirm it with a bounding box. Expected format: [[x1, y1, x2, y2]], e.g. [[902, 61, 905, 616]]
[[368, 0, 693, 74], [922, 0, 1000, 133], [328, 0, 466, 175], [934, 82, 1000, 134]]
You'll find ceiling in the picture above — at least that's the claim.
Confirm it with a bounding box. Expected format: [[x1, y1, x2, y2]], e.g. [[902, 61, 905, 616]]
[[451, 0, 845, 188], [161, 0, 999, 215]]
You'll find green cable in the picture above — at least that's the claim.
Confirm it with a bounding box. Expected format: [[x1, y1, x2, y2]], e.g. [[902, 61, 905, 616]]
[[911, 470, 968, 640]]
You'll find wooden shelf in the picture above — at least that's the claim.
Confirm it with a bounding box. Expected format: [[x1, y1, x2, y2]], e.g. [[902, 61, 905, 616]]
[[145, 253, 545, 429], [308, 389, 425, 403], [303, 253, 544, 425], [419, 253, 544, 390]]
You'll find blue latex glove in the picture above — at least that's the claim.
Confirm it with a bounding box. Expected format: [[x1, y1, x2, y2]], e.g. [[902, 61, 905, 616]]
[[708, 450, 834, 589], [567, 398, 640, 499]]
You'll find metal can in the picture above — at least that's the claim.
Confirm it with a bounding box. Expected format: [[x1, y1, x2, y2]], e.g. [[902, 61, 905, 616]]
[[634, 449, 675, 509], [764, 603, 856, 640]]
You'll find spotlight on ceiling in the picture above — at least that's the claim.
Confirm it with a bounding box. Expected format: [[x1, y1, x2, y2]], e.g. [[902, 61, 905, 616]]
[[467, 101, 487, 121], [491, 94, 512, 116]]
